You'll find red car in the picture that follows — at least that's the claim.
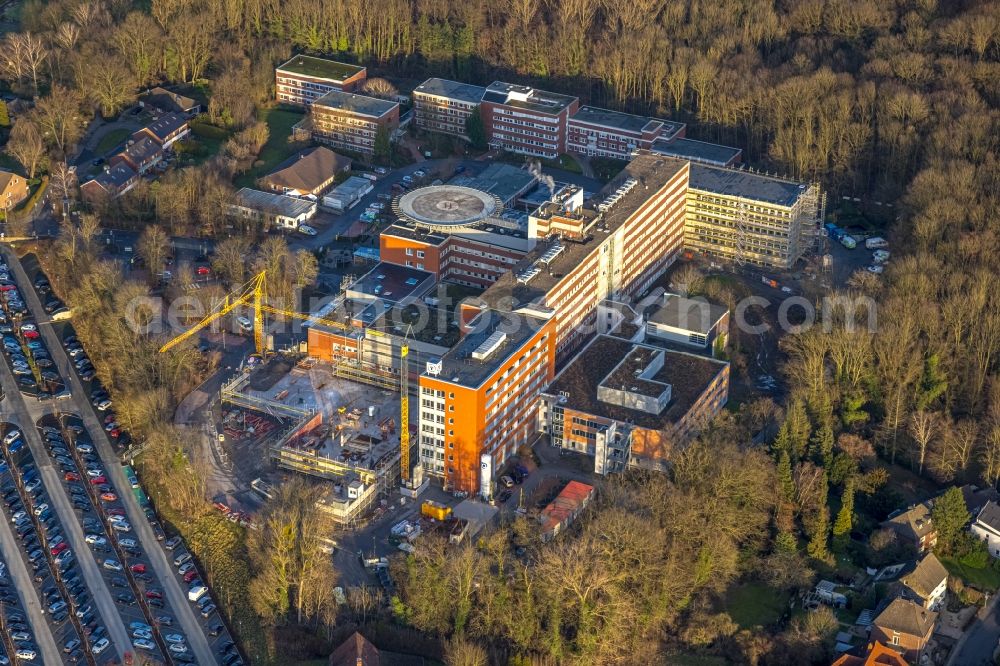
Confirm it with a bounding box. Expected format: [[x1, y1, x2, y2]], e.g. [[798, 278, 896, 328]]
[[183, 570, 198, 583], [144, 590, 162, 599], [22, 330, 39, 339], [100, 492, 117, 502], [108, 429, 120, 438], [103, 414, 116, 424], [130, 563, 146, 574], [51, 542, 69, 555], [196, 266, 210, 276], [0, 284, 15, 291], [64, 471, 80, 481], [90, 476, 106, 485], [107, 508, 125, 516]]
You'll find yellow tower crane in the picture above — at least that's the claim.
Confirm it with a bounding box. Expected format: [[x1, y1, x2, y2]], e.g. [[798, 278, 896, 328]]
[[159, 270, 415, 488]]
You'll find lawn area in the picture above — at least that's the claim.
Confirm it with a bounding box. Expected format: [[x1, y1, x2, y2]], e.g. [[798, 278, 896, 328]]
[[666, 654, 728, 666], [235, 106, 306, 188], [725, 582, 789, 629], [543, 153, 582, 173], [95, 128, 131, 155], [940, 556, 1000, 592]]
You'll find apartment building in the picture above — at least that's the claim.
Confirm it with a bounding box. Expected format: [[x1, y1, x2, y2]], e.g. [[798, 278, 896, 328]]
[[685, 163, 825, 269], [567, 106, 685, 160], [480, 82, 579, 158], [537, 335, 729, 473], [275, 55, 367, 106], [418, 309, 556, 495], [469, 153, 690, 364], [310, 90, 400, 156], [412, 78, 487, 140]]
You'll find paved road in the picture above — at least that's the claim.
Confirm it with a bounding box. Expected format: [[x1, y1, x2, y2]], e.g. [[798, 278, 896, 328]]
[[948, 594, 1000, 666], [0, 246, 218, 665], [0, 452, 63, 665], [0, 366, 133, 661]]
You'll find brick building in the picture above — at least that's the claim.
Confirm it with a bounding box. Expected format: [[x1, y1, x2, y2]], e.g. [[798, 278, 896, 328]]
[[480, 82, 579, 158], [567, 106, 685, 160], [412, 78, 487, 141], [275, 55, 367, 106], [310, 90, 400, 156]]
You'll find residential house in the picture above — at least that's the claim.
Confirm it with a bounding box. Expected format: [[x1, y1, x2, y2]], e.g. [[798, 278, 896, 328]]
[[0, 169, 30, 210], [870, 597, 937, 663], [960, 484, 998, 517], [230, 187, 317, 230], [257, 146, 351, 197], [971, 500, 1000, 557], [80, 163, 139, 203], [880, 502, 937, 553], [831, 641, 909, 666], [897, 552, 948, 611], [109, 136, 163, 175], [132, 112, 190, 149], [138, 87, 201, 115], [329, 632, 380, 666]]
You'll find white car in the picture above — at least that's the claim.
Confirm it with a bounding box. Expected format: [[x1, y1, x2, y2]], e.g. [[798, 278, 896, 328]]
[[91, 638, 110, 655], [164, 633, 185, 644], [132, 628, 152, 640], [20, 323, 36, 332], [867, 264, 884, 274], [102, 559, 122, 571], [111, 521, 131, 532], [134, 638, 156, 651], [32, 503, 49, 516], [297, 224, 317, 236], [85, 534, 106, 546], [168, 643, 188, 654], [3, 430, 20, 445], [15, 649, 35, 661]]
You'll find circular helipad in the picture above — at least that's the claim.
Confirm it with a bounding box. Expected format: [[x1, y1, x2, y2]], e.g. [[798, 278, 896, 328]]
[[396, 185, 499, 229]]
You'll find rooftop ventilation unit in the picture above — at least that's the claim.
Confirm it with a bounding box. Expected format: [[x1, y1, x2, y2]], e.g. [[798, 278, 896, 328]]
[[516, 266, 542, 283], [538, 244, 564, 264], [597, 178, 639, 212], [472, 330, 507, 360], [426, 358, 442, 375]]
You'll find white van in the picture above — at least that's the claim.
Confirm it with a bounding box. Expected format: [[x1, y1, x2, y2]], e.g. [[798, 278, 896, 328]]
[[187, 585, 208, 603], [235, 316, 253, 333]]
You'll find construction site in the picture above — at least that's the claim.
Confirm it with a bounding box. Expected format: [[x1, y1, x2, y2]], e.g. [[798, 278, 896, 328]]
[[217, 356, 414, 527]]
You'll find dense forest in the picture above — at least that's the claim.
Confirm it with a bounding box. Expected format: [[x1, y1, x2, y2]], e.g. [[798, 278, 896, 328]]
[[1, 0, 998, 664]]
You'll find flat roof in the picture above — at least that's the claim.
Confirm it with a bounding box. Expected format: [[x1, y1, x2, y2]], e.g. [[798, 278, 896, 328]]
[[396, 185, 501, 229], [480, 153, 688, 307], [347, 262, 434, 304], [651, 137, 742, 167], [428, 309, 550, 388], [545, 335, 728, 430], [483, 81, 577, 115], [370, 303, 461, 348], [413, 77, 486, 105], [276, 55, 365, 82], [689, 163, 807, 207], [328, 176, 374, 198], [453, 162, 537, 206], [234, 187, 316, 217], [313, 90, 398, 118], [647, 294, 728, 334], [571, 105, 684, 138]]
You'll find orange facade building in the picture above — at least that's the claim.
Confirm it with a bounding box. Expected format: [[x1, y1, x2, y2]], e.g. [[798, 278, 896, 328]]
[[418, 310, 556, 495]]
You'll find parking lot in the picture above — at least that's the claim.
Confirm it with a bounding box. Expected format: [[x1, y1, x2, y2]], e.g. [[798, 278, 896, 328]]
[[0, 247, 249, 665]]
